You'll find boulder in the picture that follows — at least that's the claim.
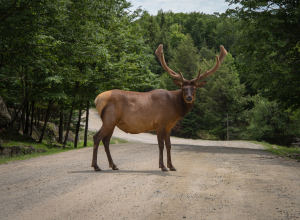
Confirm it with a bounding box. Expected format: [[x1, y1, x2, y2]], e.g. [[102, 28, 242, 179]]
[[21, 145, 36, 154], [66, 130, 76, 143], [10, 146, 22, 156], [46, 122, 59, 142], [1, 147, 11, 157], [0, 96, 11, 128], [0, 144, 47, 157], [38, 121, 59, 142], [7, 108, 20, 122]]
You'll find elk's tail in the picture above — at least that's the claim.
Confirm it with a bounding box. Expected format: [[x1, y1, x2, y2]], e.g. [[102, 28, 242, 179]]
[[94, 91, 111, 119]]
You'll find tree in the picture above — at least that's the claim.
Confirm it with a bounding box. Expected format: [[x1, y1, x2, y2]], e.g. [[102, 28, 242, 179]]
[[226, 0, 300, 109], [159, 34, 200, 90], [196, 50, 247, 140], [0, 0, 158, 145], [247, 96, 300, 146]]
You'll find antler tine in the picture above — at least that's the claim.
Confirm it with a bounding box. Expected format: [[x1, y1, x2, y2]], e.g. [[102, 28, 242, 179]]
[[199, 55, 220, 80], [191, 68, 202, 84], [219, 45, 227, 64], [155, 44, 187, 83], [191, 45, 227, 83], [177, 69, 185, 82]]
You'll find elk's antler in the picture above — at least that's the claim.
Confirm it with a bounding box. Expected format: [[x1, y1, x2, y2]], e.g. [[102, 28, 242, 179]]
[[191, 45, 227, 84], [155, 44, 188, 83]]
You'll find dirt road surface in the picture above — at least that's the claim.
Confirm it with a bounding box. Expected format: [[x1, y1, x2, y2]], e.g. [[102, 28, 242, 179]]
[[1, 109, 300, 220]]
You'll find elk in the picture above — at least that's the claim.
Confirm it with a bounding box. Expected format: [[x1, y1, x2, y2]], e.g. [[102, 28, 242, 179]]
[[92, 44, 227, 171]]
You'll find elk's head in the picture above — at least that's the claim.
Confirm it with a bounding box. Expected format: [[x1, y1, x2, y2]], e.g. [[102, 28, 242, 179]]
[[155, 44, 227, 104]]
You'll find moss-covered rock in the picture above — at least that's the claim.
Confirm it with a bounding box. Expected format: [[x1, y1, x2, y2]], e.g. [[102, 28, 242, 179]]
[[0, 145, 47, 157]]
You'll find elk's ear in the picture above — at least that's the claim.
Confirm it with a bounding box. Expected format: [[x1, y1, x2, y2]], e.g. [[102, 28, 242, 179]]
[[173, 79, 183, 87], [196, 81, 207, 88]]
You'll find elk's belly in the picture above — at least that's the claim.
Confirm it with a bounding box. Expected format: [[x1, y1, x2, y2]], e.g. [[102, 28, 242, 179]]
[[116, 119, 156, 134]]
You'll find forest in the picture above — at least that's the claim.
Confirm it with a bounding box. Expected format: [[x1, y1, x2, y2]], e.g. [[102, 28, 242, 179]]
[[0, 0, 299, 147]]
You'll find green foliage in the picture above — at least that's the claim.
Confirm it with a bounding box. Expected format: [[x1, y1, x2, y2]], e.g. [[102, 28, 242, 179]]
[[169, 35, 201, 80], [226, 0, 300, 109], [169, 24, 187, 48], [247, 96, 300, 146], [0, 137, 123, 164], [2, 2, 298, 146], [195, 50, 247, 140], [0, 0, 158, 144], [159, 35, 247, 140]]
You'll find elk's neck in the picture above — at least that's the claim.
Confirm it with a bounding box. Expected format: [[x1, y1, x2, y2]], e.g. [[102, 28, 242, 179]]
[[176, 90, 194, 117]]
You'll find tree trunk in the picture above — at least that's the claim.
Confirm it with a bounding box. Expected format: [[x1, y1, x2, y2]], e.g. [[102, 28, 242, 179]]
[[63, 101, 74, 148], [83, 101, 89, 147], [59, 110, 64, 144], [24, 101, 30, 134], [30, 101, 35, 137], [37, 107, 40, 128], [10, 95, 27, 125], [41, 108, 44, 121], [74, 109, 82, 148], [21, 106, 25, 133], [18, 107, 23, 131], [34, 107, 37, 127], [227, 113, 229, 141], [38, 100, 54, 143], [13, 106, 18, 122]]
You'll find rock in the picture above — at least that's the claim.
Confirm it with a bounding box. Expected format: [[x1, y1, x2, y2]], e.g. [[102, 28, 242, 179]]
[[0, 96, 11, 128], [7, 108, 21, 122], [45, 122, 59, 142], [38, 121, 60, 142], [53, 143, 63, 148], [10, 146, 22, 156], [65, 130, 76, 143], [36, 149, 47, 153], [0, 145, 47, 157], [21, 145, 36, 154], [1, 146, 11, 157]]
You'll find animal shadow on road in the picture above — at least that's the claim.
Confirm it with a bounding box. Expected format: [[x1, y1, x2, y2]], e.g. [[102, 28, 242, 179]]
[[68, 170, 178, 177], [172, 144, 267, 155], [172, 144, 300, 168]]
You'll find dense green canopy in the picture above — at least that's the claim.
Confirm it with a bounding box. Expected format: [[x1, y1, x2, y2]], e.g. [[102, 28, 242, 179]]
[[1, 0, 299, 146]]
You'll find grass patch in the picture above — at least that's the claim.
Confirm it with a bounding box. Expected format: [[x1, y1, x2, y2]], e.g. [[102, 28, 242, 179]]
[[246, 140, 300, 158], [0, 136, 127, 165], [0, 121, 128, 165]]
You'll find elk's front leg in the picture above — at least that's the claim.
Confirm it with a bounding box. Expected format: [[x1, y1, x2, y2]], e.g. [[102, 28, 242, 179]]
[[164, 131, 176, 171], [157, 127, 167, 171]]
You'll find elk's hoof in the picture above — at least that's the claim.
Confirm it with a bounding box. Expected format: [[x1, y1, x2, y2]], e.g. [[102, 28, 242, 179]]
[[94, 166, 101, 171], [112, 165, 119, 170], [110, 164, 119, 170], [170, 167, 177, 171], [161, 167, 168, 172]]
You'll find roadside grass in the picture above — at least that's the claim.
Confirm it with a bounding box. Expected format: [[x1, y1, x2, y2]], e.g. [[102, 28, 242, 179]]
[[246, 140, 300, 157], [0, 129, 127, 164]]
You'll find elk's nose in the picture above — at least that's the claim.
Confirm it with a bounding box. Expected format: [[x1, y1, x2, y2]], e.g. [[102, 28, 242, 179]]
[[186, 96, 193, 102]]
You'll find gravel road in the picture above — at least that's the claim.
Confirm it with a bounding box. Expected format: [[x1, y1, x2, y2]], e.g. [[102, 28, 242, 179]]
[[1, 109, 300, 220]]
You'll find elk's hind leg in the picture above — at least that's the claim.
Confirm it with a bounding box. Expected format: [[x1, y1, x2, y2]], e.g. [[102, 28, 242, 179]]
[[103, 129, 119, 170], [92, 126, 113, 171]]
